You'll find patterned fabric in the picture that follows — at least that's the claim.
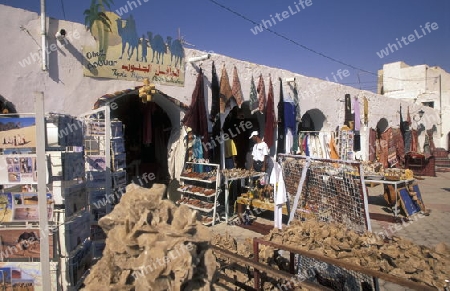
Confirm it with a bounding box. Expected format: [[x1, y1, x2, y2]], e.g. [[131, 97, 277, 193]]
[[249, 75, 258, 114], [369, 128, 377, 162], [209, 61, 220, 122], [392, 128, 405, 167], [231, 66, 244, 108], [411, 129, 419, 153], [363, 96, 368, 126], [344, 94, 352, 127], [264, 77, 275, 149], [219, 65, 232, 113], [257, 74, 266, 113]]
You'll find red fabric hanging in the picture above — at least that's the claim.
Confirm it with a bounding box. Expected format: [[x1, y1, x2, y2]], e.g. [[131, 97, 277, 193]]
[[231, 66, 244, 108], [219, 65, 232, 113], [257, 74, 266, 113], [182, 69, 208, 158], [264, 77, 275, 149]]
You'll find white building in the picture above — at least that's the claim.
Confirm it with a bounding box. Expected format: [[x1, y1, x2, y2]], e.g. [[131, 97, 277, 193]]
[[378, 61, 449, 150]]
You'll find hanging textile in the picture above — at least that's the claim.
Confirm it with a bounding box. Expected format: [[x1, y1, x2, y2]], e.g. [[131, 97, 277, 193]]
[[264, 77, 275, 149], [231, 66, 244, 108], [249, 75, 258, 114], [209, 61, 220, 123], [167, 126, 187, 180], [285, 128, 293, 154], [363, 96, 369, 126], [277, 78, 285, 154], [219, 65, 232, 113], [404, 130, 412, 153], [407, 106, 412, 127], [353, 97, 361, 131], [344, 94, 352, 127], [292, 83, 301, 153], [182, 69, 209, 158], [257, 74, 266, 113], [426, 128, 436, 155], [411, 129, 419, 153], [399, 105, 406, 139], [143, 102, 156, 145], [303, 135, 310, 156], [369, 128, 377, 162], [284, 102, 296, 153], [270, 162, 287, 230], [392, 128, 405, 166], [353, 133, 361, 152], [330, 133, 339, 159], [210, 62, 221, 163]]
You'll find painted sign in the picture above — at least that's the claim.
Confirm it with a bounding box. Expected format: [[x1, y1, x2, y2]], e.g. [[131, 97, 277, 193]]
[[0, 262, 58, 291], [0, 228, 54, 259], [0, 155, 50, 185], [82, 12, 185, 86], [0, 192, 54, 223], [0, 117, 36, 149]]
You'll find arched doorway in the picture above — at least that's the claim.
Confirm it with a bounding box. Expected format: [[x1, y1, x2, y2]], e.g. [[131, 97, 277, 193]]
[[219, 102, 259, 169], [95, 91, 183, 187]]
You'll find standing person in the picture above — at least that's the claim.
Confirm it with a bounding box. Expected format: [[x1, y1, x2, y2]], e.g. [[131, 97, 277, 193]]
[[224, 138, 237, 169], [249, 131, 269, 172]]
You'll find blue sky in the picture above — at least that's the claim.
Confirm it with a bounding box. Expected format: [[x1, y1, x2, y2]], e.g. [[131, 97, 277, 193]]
[[1, 0, 449, 92]]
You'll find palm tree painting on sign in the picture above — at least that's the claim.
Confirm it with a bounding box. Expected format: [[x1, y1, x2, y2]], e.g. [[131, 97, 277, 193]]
[[84, 0, 114, 61]]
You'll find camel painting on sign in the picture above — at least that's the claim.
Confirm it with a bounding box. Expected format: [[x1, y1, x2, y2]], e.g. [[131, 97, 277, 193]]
[[116, 15, 139, 61], [147, 31, 166, 65], [166, 36, 185, 68], [83, 11, 185, 86]]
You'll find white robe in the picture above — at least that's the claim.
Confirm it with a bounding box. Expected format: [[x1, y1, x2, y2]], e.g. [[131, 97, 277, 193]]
[[270, 162, 287, 229]]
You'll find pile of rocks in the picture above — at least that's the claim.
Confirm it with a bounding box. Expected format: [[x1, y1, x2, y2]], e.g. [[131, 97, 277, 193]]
[[82, 184, 216, 291], [264, 219, 450, 290]]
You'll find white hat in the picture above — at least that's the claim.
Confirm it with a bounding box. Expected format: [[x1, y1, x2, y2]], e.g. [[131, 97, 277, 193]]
[[249, 131, 259, 139]]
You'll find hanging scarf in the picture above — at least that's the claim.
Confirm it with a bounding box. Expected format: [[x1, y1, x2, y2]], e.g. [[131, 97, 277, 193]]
[[231, 66, 244, 108], [182, 69, 208, 158], [257, 74, 266, 113], [209, 61, 220, 123], [219, 65, 232, 113], [363, 96, 368, 126], [330, 133, 339, 160], [344, 94, 352, 127], [353, 97, 361, 131], [277, 78, 285, 154], [249, 75, 258, 114], [264, 77, 275, 149], [293, 82, 301, 122], [407, 106, 412, 127]]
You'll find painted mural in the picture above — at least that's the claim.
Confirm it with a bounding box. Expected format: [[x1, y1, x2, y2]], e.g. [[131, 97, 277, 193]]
[[82, 7, 185, 86]]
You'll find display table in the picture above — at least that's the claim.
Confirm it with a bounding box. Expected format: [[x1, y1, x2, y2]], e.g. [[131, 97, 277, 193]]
[[236, 196, 288, 216], [364, 178, 415, 217], [223, 172, 266, 222]]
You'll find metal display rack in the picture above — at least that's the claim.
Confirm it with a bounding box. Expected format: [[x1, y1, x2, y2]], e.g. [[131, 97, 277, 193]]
[[178, 162, 221, 226]]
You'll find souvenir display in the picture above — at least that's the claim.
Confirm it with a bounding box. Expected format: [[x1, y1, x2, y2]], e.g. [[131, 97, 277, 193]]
[[178, 162, 220, 226]]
